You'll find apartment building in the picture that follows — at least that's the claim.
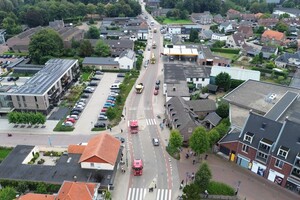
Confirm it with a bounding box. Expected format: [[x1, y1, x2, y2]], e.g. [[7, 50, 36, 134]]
[[8, 59, 79, 114]]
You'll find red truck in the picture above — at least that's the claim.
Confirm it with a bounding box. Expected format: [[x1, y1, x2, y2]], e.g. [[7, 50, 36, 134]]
[[132, 159, 143, 176], [129, 120, 138, 134]]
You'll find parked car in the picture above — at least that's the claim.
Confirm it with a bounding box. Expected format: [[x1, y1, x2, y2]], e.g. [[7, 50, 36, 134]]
[[76, 102, 86, 106], [155, 85, 159, 90], [106, 100, 115, 104], [83, 89, 93, 93], [86, 86, 95, 91], [63, 121, 73, 127], [156, 80, 160, 85], [107, 96, 116, 101], [7, 77, 13, 81], [115, 136, 125, 143], [72, 108, 82, 113], [67, 115, 79, 120], [152, 138, 159, 146], [98, 115, 108, 120], [91, 77, 101, 81], [81, 94, 89, 98], [154, 89, 158, 95], [104, 102, 115, 107], [94, 122, 106, 128], [100, 112, 106, 116], [66, 118, 76, 123], [88, 82, 98, 86], [78, 99, 86, 103], [95, 70, 104, 75], [117, 73, 125, 77], [101, 108, 107, 112], [70, 110, 80, 115]]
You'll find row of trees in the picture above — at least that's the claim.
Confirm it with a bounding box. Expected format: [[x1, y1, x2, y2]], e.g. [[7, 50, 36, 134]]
[[8, 111, 46, 125]]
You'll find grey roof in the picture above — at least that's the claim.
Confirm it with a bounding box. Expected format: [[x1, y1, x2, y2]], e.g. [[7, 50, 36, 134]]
[[120, 49, 135, 59], [271, 119, 300, 164], [166, 96, 200, 134], [83, 57, 118, 66], [261, 46, 277, 54], [185, 99, 216, 112], [164, 63, 209, 83], [274, 7, 300, 16], [105, 39, 134, 49], [202, 30, 213, 38], [207, 84, 218, 92], [167, 83, 190, 97], [275, 51, 300, 64], [218, 127, 240, 143], [264, 91, 298, 121], [239, 112, 283, 150], [204, 112, 222, 126], [232, 33, 244, 46], [11, 59, 77, 95]]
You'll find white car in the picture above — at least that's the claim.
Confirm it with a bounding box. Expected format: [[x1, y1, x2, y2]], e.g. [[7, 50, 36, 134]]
[[74, 105, 84, 110], [78, 99, 86, 103], [63, 121, 73, 127], [86, 87, 95, 91], [76, 102, 86, 107], [98, 115, 108, 120]]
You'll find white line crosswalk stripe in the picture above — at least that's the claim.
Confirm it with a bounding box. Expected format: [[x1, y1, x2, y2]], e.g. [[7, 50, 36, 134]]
[[127, 188, 171, 200], [146, 118, 157, 126]]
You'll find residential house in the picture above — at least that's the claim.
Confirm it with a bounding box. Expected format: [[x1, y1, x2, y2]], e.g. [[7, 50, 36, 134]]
[[19, 181, 100, 200], [275, 51, 300, 68], [168, 24, 201, 35], [78, 133, 121, 170], [191, 11, 213, 25], [211, 33, 228, 41], [273, 7, 300, 18], [213, 14, 225, 24], [82, 57, 119, 70], [281, 18, 300, 27], [6, 59, 79, 115], [198, 45, 231, 66], [226, 33, 245, 48], [104, 39, 134, 57], [165, 96, 216, 142], [199, 30, 213, 40], [203, 112, 222, 129], [261, 46, 278, 59], [237, 25, 254, 39], [226, 9, 241, 20], [241, 43, 261, 57], [261, 30, 286, 46], [240, 13, 257, 22], [258, 18, 279, 28], [152, 8, 171, 17], [118, 49, 136, 70], [210, 66, 260, 84], [218, 22, 234, 33]]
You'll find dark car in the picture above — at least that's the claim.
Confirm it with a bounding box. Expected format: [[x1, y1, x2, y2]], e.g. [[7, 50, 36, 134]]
[[94, 122, 106, 128], [117, 73, 125, 77], [115, 136, 125, 143], [70, 111, 80, 115], [91, 77, 101, 81], [81, 94, 89, 98], [156, 80, 160, 85], [72, 108, 82, 113], [155, 85, 159, 90], [88, 82, 98, 86], [95, 70, 104, 75], [12, 77, 19, 81], [7, 77, 13, 81], [83, 89, 93, 93]]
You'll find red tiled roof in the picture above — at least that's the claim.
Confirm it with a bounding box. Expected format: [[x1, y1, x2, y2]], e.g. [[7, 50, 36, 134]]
[[18, 193, 55, 200], [79, 133, 121, 165], [262, 30, 285, 41], [56, 181, 97, 200], [68, 145, 86, 154]]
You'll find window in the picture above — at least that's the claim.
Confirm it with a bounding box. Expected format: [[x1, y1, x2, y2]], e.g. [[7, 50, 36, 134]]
[[278, 149, 288, 158], [244, 134, 253, 143], [34, 96, 38, 102], [259, 143, 271, 151], [202, 78, 205, 81], [256, 151, 268, 163], [17, 96, 20, 101], [24, 103, 27, 108], [36, 104, 39, 109], [242, 144, 249, 153], [90, 163, 94, 167], [22, 96, 25, 101], [275, 159, 284, 169], [196, 78, 199, 81]]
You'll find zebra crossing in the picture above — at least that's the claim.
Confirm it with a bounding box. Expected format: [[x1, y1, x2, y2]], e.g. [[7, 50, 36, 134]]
[[127, 188, 172, 200], [146, 118, 156, 126]]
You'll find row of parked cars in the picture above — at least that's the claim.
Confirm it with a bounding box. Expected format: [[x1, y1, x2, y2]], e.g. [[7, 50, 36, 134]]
[[63, 73, 103, 127], [154, 80, 160, 95]]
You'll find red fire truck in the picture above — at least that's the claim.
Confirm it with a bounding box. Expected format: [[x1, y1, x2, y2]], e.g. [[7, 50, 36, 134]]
[[132, 159, 143, 176], [129, 120, 138, 134]]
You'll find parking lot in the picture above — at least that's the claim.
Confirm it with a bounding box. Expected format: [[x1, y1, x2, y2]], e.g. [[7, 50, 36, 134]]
[[74, 73, 120, 133]]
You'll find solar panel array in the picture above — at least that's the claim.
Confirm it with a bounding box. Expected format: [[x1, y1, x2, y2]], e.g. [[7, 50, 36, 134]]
[[12, 59, 77, 95]]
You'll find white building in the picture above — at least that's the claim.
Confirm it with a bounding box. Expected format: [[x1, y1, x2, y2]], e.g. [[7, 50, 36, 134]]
[[210, 66, 261, 81], [137, 29, 148, 40], [211, 33, 228, 41], [118, 49, 136, 70]]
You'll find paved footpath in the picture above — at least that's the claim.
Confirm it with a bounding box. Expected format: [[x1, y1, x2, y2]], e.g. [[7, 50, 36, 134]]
[[177, 150, 299, 200]]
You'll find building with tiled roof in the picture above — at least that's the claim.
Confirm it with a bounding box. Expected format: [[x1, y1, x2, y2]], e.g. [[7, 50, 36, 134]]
[[79, 133, 121, 170], [68, 144, 86, 154], [261, 30, 286, 46], [258, 18, 279, 28], [19, 193, 55, 200], [237, 25, 253, 39]]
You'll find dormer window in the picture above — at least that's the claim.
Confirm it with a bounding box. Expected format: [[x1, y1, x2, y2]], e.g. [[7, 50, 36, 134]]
[[169, 108, 173, 112], [176, 124, 181, 128], [171, 113, 176, 116], [243, 132, 254, 143], [174, 118, 178, 122], [277, 146, 289, 159]]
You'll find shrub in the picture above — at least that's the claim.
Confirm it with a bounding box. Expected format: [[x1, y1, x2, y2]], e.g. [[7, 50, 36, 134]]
[[43, 151, 62, 157], [208, 181, 235, 196], [210, 48, 240, 54], [37, 159, 45, 164]]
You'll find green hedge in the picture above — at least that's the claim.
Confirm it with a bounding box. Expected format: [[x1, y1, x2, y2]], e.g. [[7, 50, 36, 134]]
[[53, 119, 74, 132], [251, 67, 288, 77], [211, 48, 240, 54], [230, 79, 245, 89], [208, 181, 235, 195], [92, 127, 107, 131]]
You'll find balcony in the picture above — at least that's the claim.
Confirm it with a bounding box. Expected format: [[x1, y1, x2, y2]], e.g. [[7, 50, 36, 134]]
[[291, 167, 300, 180], [256, 151, 268, 163]]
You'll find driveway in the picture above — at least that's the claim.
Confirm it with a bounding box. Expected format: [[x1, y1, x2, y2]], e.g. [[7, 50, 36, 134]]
[[74, 73, 118, 133]]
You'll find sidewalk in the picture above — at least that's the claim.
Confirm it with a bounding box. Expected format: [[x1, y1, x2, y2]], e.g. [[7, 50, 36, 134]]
[[176, 150, 299, 200]]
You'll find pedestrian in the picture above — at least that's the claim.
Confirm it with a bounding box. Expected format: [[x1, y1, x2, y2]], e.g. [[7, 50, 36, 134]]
[[109, 127, 112, 132], [204, 190, 209, 198], [121, 129, 123, 133], [186, 153, 189, 159], [191, 172, 195, 181], [205, 154, 208, 160], [190, 150, 193, 156], [192, 159, 195, 165]]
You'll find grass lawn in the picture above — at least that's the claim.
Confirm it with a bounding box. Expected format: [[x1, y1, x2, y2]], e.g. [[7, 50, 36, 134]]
[[212, 52, 239, 60], [163, 18, 192, 24], [0, 147, 13, 161], [81, 71, 93, 82]]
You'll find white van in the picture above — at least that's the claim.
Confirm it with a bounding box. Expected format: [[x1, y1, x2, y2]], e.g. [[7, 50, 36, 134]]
[[110, 83, 121, 89]]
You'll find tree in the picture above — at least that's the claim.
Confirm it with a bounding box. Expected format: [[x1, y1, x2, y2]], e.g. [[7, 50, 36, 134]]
[[212, 41, 225, 48], [106, 107, 117, 121], [86, 26, 100, 39], [16, 182, 28, 194], [24, 8, 45, 27], [79, 40, 94, 57], [195, 162, 212, 192], [208, 129, 220, 147], [182, 183, 200, 200], [29, 28, 63, 64], [168, 129, 183, 149], [216, 103, 229, 118], [189, 127, 209, 156], [255, 26, 265, 34], [274, 21, 288, 33], [2, 16, 21, 35], [94, 39, 111, 57], [215, 72, 231, 91], [0, 187, 16, 200], [104, 190, 112, 200], [189, 28, 199, 42], [36, 182, 47, 194], [8, 112, 46, 125]]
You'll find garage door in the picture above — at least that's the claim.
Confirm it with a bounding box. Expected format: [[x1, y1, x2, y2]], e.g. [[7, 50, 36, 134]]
[[237, 155, 249, 169]]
